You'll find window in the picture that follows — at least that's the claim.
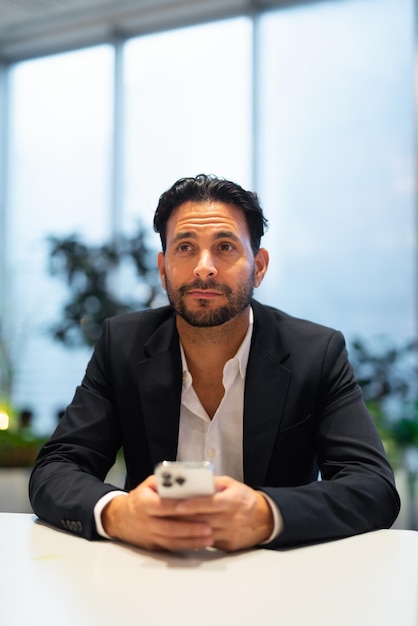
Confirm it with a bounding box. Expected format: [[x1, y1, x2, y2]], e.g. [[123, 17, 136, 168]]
[[7, 46, 113, 432], [3, 1, 416, 434], [123, 18, 252, 235], [256, 0, 415, 342]]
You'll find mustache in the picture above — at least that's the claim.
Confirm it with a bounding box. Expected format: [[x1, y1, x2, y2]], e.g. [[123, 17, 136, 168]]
[[179, 279, 232, 296]]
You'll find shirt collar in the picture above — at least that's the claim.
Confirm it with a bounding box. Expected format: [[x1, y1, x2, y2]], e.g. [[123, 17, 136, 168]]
[[234, 306, 253, 378]]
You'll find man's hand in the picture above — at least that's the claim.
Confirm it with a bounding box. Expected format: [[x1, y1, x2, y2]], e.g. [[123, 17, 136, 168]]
[[102, 475, 275, 552], [174, 475, 275, 551], [101, 475, 214, 551]]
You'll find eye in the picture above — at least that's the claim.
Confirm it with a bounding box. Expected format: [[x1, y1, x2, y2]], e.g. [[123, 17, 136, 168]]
[[177, 242, 193, 253], [218, 242, 234, 252]]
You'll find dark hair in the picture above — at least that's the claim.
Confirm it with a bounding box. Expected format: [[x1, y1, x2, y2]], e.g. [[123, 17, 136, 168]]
[[153, 174, 268, 253]]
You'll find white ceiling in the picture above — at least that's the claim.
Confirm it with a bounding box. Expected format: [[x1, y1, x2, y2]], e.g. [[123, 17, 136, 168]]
[[0, 0, 299, 63]]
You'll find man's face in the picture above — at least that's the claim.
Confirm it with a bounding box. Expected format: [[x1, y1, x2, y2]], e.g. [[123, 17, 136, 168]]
[[157, 201, 268, 327]]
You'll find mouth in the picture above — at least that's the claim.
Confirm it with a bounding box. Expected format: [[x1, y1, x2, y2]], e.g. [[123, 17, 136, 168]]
[[179, 280, 231, 300], [187, 290, 224, 299]]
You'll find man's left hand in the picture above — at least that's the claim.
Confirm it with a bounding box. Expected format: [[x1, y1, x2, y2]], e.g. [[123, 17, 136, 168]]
[[173, 476, 275, 551]]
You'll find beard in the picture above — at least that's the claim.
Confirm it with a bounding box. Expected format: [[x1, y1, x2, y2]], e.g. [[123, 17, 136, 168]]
[[164, 274, 255, 327]]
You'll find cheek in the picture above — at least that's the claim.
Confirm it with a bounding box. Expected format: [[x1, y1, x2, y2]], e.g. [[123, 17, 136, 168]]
[[163, 262, 186, 287], [219, 262, 252, 285]]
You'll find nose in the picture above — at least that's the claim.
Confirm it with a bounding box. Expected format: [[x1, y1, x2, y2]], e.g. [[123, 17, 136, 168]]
[[193, 250, 217, 280]]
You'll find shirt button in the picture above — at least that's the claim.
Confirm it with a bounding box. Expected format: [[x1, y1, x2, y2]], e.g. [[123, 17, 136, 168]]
[[208, 448, 216, 458]]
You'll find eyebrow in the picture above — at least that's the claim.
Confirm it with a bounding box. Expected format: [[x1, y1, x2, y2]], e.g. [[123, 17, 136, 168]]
[[171, 230, 241, 245]]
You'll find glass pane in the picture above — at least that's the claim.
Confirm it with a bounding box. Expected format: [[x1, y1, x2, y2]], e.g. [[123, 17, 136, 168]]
[[256, 0, 415, 342], [123, 18, 252, 236], [7, 46, 113, 433]]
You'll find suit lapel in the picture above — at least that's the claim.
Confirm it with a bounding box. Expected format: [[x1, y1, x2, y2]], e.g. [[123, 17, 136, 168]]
[[136, 315, 182, 466], [243, 301, 291, 485], [135, 301, 292, 482]]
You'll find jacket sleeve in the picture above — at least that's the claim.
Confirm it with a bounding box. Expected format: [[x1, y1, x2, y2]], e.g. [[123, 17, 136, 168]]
[[259, 330, 400, 548], [29, 319, 124, 540]]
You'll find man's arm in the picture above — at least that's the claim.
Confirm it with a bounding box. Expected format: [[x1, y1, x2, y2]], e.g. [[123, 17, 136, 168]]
[[29, 323, 126, 540], [257, 330, 400, 548]]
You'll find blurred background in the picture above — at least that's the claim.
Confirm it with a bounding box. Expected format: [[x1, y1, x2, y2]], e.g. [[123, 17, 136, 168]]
[[0, 0, 416, 527]]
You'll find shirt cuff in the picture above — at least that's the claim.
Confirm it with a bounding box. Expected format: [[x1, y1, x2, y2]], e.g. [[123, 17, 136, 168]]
[[94, 490, 128, 539], [258, 492, 283, 544]]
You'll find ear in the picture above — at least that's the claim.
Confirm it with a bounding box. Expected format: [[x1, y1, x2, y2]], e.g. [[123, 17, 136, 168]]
[[253, 248, 269, 288], [157, 252, 167, 290]]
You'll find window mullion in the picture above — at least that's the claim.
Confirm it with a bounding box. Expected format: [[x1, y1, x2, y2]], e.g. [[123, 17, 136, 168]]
[[0, 64, 9, 322], [111, 38, 125, 240]]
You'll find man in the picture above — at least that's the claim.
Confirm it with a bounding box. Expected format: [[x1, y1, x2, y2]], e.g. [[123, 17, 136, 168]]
[[29, 174, 400, 551]]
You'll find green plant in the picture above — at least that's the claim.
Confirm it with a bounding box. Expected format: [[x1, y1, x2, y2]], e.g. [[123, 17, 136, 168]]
[[350, 337, 418, 461], [47, 225, 163, 347], [350, 337, 418, 529], [0, 428, 48, 467]]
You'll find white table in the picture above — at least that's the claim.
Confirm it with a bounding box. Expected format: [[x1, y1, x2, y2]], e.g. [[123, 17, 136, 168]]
[[1, 513, 417, 626]]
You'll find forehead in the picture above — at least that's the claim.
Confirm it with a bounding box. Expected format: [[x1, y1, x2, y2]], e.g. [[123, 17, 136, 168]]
[[167, 201, 250, 239]]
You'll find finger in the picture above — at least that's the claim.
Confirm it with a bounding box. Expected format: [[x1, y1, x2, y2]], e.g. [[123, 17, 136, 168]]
[[173, 492, 233, 516], [151, 518, 214, 551]]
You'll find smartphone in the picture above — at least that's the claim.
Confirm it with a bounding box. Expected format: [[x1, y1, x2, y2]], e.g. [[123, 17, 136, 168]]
[[155, 461, 215, 499]]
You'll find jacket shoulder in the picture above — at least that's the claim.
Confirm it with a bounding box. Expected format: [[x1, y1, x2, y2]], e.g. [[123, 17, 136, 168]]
[[98, 306, 176, 356]]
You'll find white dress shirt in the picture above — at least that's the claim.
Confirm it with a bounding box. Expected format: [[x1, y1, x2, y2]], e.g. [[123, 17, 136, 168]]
[[176, 313, 251, 479]]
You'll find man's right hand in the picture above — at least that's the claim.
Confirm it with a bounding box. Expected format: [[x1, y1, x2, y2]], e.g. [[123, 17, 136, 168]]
[[101, 475, 214, 551]]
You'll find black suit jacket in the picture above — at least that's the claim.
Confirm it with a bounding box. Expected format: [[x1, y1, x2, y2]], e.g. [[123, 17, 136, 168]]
[[29, 300, 400, 547]]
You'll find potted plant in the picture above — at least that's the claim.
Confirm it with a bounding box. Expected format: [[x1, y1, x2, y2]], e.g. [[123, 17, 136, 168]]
[[0, 418, 48, 467], [0, 339, 47, 465]]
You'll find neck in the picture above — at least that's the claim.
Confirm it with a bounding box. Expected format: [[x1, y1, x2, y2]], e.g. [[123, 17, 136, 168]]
[[176, 307, 251, 362]]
